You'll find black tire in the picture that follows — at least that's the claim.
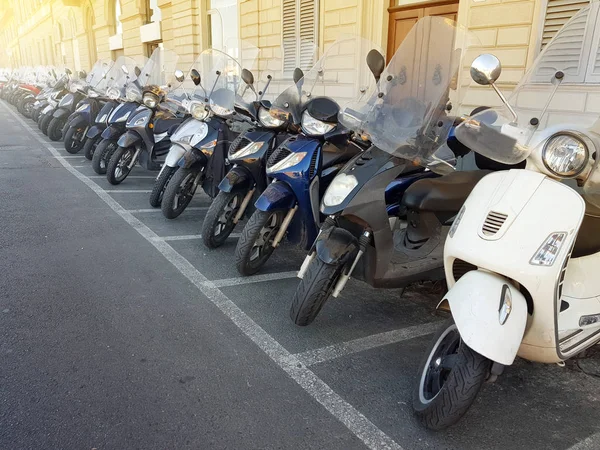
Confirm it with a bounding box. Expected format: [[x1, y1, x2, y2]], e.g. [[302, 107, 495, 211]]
[[413, 319, 491, 430], [149, 166, 177, 208], [106, 146, 135, 185], [39, 114, 52, 135], [289, 258, 343, 326], [47, 117, 65, 141], [32, 108, 41, 123], [83, 135, 100, 160], [63, 125, 86, 154], [161, 167, 199, 219], [234, 209, 284, 276], [19, 97, 34, 118], [92, 139, 118, 175], [201, 190, 245, 249]]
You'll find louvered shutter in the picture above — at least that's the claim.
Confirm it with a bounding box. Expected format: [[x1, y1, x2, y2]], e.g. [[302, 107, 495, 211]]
[[282, 0, 318, 74], [541, 0, 589, 48]]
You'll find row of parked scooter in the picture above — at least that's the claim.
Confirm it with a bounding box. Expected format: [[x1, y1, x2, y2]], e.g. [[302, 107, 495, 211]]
[[4, 11, 600, 431]]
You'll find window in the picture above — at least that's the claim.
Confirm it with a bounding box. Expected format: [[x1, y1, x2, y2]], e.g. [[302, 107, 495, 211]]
[[115, 0, 123, 35], [282, 0, 318, 74], [146, 0, 162, 23], [207, 0, 239, 51], [541, 0, 589, 48]]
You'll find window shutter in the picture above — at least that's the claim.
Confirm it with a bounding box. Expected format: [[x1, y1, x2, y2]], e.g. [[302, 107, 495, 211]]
[[541, 0, 590, 48], [282, 0, 318, 74]]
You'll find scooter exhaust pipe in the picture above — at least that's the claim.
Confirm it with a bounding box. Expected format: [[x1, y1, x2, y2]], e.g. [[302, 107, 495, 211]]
[[332, 230, 371, 298], [233, 188, 255, 224], [273, 205, 298, 248]]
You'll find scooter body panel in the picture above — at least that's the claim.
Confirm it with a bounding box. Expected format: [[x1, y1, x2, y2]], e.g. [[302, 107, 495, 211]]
[[444, 169, 585, 364], [101, 124, 125, 141], [219, 165, 253, 193], [255, 181, 298, 212]]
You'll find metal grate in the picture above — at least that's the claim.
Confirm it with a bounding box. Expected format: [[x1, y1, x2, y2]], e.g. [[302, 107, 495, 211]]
[[482, 211, 508, 236], [452, 259, 477, 282], [229, 136, 251, 156], [267, 147, 292, 168], [308, 150, 319, 178]]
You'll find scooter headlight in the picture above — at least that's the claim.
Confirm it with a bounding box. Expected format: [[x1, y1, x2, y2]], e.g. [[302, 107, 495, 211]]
[[266, 151, 307, 174], [209, 98, 234, 117], [107, 88, 121, 100], [301, 110, 335, 136], [229, 141, 265, 159], [322, 174, 358, 207], [542, 133, 589, 178], [190, 101, 209, 120], [143, 92, 159, 109], [126, 85, 142, 102], [259, 106, 286, 128]]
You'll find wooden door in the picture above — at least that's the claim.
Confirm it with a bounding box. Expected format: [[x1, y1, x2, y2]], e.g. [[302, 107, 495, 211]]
[[387, 0, 459, 60]]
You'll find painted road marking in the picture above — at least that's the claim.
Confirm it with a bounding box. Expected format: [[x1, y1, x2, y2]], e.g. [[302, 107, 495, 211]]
[[5, 101, 403, 450], [105, 189, 152, 193], [127, 207, 208, 213], [294, 322, 441, 367], [89, 175, 155, 179], [206, 271, 299, 288]]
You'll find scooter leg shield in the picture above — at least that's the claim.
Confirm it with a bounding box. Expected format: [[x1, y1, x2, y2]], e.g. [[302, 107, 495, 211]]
[[315, 226, 358, 265], [254, 181, 297, 212], [446, 270, 528, 366], [218, 166, 252, 194], [117, 131, 142, 148]]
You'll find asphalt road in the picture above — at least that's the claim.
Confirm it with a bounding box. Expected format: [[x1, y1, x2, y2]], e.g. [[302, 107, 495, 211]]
[[2, 99, 600, 450]]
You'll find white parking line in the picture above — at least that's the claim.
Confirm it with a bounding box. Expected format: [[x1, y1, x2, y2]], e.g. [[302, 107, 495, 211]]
[[52, 155, 84, 159], [127, 207, 208, 213], [5, 101, 403, 450], [294, 322, 441, 367], [568, 433, 600, 449], [207, 271, 299, 288], [89, 175, 155, 179], [105, 189, 152, 193]]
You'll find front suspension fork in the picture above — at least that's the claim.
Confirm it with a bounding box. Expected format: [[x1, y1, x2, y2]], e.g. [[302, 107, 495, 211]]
[[233, 188, 256, 224], [331, 230, 371, 298]]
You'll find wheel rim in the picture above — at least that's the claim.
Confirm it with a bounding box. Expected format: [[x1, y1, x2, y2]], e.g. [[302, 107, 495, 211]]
[[419, 323, 461, 404], [24, 102, 32, 115], [114, 149, 133, 180], [100, 143, 115, 170], [249, 212, 281, 262], [214, 194, 243, 237], [172, 173, 196, 211], [69, 129, 84, 151]]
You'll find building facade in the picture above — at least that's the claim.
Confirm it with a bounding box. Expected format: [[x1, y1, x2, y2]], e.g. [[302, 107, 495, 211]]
[[0, 0, 589, 108]]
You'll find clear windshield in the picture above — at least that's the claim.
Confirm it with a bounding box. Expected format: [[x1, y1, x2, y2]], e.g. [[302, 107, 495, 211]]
[[457, 3, 600, 166], [272, 36, 380, 124], [87, 59, 114, 91], [137, 48, 179, 88], [341, 17, 478, 164]]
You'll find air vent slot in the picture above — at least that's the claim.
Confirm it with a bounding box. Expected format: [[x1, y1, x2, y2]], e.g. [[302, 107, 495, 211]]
[[308, 150, 319, 178], [452, 259, 477, 282], [230, 136, 251, 156], [267, 147, 292, 168], [482, 211, 508, 236]]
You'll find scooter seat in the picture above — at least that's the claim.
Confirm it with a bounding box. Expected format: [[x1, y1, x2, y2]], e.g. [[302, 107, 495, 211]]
[[572, 201, 600, 258], [402, 170, 491, 213], [154, 118, 183, 134], [322, 142, 361, 170]]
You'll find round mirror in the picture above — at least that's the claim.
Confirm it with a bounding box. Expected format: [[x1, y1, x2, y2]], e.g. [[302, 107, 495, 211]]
[[470, 54, 501, 86], [241, 68, 254, 86], [190, 69, 201, 86]]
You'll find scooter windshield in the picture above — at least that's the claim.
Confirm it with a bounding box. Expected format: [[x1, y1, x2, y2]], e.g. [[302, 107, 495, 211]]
[[272, 36, 380, 125], [137, 48, 179, 88], [457, 3, 600, 166], [87, 59, 114, 92], [104, 56, 143, 99], [340, 17, 477, 166], [201, 49, 244, 117]]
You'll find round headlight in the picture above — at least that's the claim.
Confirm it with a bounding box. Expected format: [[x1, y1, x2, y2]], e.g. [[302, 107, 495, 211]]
[[259, 106, 285, 128], [190, 101, 209, 120], [301, 110, 336, 136], [143, 92, 159, 108], [107, 88, 121, 100], [322, 173, 358, 207], [209, 98, 234, 117], [126, 85, 142, 102], [542, 133, 589, 178]]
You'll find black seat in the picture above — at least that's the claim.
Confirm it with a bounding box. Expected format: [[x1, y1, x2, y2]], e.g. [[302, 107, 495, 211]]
[[573, 201, 600, 258], [154, 118, 183, 134], [402, 170, 490, 213], [322, 142, 361, 169]]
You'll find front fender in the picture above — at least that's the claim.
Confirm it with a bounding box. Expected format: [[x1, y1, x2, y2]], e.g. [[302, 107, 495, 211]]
[[86, 125, 103, 139], [101, 124, 124, 141], [68, 114, 87, 129], [315, 226, 358, 265], [255, 181, 297, 212], [218, 166, 252, 193], [164, 143, 188, 168], [446, 270, 527, 366], [52, 108, 69, 119], [117, 131, 142, 149]]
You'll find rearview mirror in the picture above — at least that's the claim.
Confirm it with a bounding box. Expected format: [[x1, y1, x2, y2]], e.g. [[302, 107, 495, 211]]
[[190, 69, 201, 86], [366, 49, 385, 82], [174, 69, 185, 83], [241, 68, 254, 86], [121, 65, 129, 75], [470, 54, 501, 86], [293, 68, 304, 85], [65, 68, 72, 75], [134, 66, 141, 77], [79, 70, 87, 79]]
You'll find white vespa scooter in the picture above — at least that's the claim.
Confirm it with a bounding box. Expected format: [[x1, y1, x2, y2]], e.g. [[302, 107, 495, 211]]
[[413, 3, 600, 430]]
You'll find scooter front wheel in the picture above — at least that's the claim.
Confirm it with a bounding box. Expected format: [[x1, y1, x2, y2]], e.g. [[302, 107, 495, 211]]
[[149, 166, 177, 207], [290, 258, 343, 326], [64, 125, 86, 154], [413, 318, 491, 430], [92, 139, 117, 174], [83, 135, 100, 160], [106, 146, 135, 185], [201, 190, 245, 249], [161, 167, 198, 219], [47, 117, 65, 141], [39, 114, 52, 135]]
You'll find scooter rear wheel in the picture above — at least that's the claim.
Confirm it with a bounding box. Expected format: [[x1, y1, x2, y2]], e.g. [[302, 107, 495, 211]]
[[234, 209, 284, 276], [412, 318, 491, 430], [201, 190, 245, 249], [289, 258, 343, 326]]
